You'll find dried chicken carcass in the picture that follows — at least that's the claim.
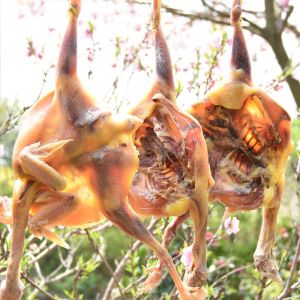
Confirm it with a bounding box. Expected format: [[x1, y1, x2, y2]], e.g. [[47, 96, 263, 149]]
[[0, 1, 140, 299], [189, 0, 292, 282], [0, 1, 205, 299], [128, 0, 213, 295]]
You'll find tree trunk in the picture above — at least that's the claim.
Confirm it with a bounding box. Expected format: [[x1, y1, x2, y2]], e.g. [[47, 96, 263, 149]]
[[264, 0, 300, 108]]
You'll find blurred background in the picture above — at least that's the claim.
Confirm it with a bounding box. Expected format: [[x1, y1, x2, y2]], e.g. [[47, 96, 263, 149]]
[[0, 0, 299, 299]]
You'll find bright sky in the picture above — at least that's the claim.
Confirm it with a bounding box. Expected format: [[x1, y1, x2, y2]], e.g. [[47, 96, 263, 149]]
[[0, 0, 299, 118]]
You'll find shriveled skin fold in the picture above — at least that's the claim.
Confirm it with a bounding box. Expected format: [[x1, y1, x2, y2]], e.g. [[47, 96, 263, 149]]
[[130, 95, 207, 217], [127, 1, 212, 298], [157, 0, 292, 286]]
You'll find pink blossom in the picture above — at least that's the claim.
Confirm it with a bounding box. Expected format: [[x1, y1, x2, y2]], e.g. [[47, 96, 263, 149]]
[[87, 48, 95, 62], [224, 217, 240, 235], [134, 24, 141, 32], [27, 39, 36, 57], [274, 84, 282, 91], [92, 12, 98, 20], [279, 227, 288, 238], [279, 0, 290, 8], [205, 231, 213, 241], [85, 29, 93, 39], [0, 196, 12, 215], [207, 79, 216, 91], [181, 245, 193, 267], [85, 21, 95, 39], [87, 52, 94, 62], [26, 39, 44, 60], [216, 258, 225, 266], [129, 7, 136, 15]]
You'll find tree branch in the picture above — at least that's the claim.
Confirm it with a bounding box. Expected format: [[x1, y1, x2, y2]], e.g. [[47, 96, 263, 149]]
[[102, 218, 159, 300], [21, 272, 56, 300], [277, 236, 300, 300], [211, 265, 250, 288], [102, 240, 142, 300], [264, 0, 276, 36], [256, 277, 267, 300], [85, 229, 126, 300], [287, 23, 300, 38], [279, 5, 294, 35]]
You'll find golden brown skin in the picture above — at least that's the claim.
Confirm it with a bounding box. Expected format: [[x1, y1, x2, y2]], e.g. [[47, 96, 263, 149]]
[[128, 0, 212, 296], [189, 0, 292, 282]]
